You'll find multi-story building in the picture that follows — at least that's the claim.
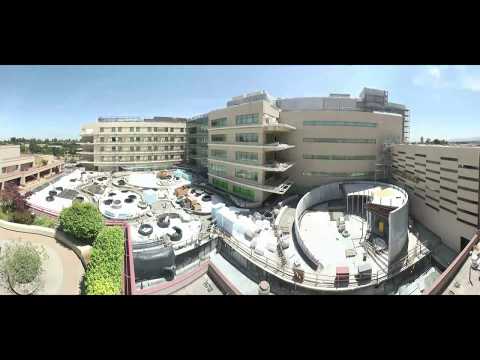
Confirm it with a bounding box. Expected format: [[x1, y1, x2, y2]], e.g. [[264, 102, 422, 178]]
[[207, 89, 408, 205], [207, 92, 296, 205], [186, 114, 208, 175], [0, 145, 64, 190], [79, 117, 187, 172], [391, 144, 480, 252]]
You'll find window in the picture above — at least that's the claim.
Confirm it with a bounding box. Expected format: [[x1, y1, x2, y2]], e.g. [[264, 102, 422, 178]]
[[440, 205, 456, 215], [136, 156, 140, 161], [170, 137, 174, 142], [118, 127, 122, 132], [130, 146, 134, 151], [458, 186, 478, 193], [211, 117, 228, 128], [148, 146, 152, 151], [236, 114, 259, 126], [136, 137, 141, 142], [212, 178, 229, 191], [180, 128, 184, 132], [148, 155, 152, 160], [164, 127, 169, 132], [130, 127, 134, 132], [440, 167, 458, 174], [117, 137, 122, 143], [154, 137, 158, 142], [303, 154, 376, 160], [100, 128, 104, 133], [208, 163, 227, 176], [100, 137, 104, 142], [112, 127, 116, 132], [459, 164, 479, 170], [303, 138, 376, 144], [111, 137, 116, 142], [303, 120, 377, 127], [235, 168, 258, 182], [154, 145, 158, 151], [415, 154, 427, 157], [458, 208, 478, 217], [211, 149, 227, 159], [440, 157, 458, 162], [136, 146, 140, 151], [147, 127, 152, 132], [100, 147, 104, 152], [118, 156, 122, 160], [136, 127, 140, 132], [236, 133, 258, 143], [232, 185, 255, 201], [130, 137, 134, 142], [457, 218, 477, 228], [130, 156, 134, 161], [211, 134, 226, 143], [302, 171, 375, 177], [170, 128, 174, 132], [154, 155, 158, 160], [147, 137, 152, 142], [236, 151, 258, 162], [165, 146, 168, 150], [118, 146, 122, 152], [426, 160, 440, 165], [111, 146, 116, 151], [440, 185, 457, 193]]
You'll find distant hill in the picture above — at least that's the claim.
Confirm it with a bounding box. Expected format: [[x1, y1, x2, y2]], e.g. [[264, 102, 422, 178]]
[[449, 136, 480, 143]]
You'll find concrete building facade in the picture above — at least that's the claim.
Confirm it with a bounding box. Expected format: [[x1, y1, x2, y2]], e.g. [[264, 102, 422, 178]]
[[0, 145, 64, 190], [206, 89, 408, 205], [186, 115, 208, 175], [391, 144, 480, 252], [207, 96, 296, 205], [79, 117, 187, 172]]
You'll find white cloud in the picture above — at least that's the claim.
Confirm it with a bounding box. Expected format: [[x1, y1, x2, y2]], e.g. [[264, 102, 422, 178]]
[[412, 65, 480, 92]]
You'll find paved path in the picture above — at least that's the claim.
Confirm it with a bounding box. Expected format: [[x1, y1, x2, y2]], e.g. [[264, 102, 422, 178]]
[[0, 227, 84, 295]]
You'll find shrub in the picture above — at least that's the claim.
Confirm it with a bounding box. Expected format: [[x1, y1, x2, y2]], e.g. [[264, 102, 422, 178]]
[[0, 242, 48, 285], [59, 202, 104, 245], [11, 210, 35, 225], [32, 215, 57, 228], [84, 226, 125, 295], [0, 183, 29, 213]]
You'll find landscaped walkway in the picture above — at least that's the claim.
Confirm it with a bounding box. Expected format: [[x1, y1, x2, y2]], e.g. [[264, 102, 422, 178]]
[[0, 227, 84, 295]]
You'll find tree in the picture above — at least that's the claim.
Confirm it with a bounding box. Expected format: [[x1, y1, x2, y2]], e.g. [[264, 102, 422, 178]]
[[59, 202, 104, 245], [425, 138, 431, 144], [420, 136, 424, 144], [0, 183, 29, 213]]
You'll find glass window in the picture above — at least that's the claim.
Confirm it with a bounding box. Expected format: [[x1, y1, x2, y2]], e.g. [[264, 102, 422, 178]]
[[236, 152, 258, 162], [136, 156, 140, 161], [236, 133, 258, 143], [130, 146, 134, 151], [130, 127, 134, 132], [136, 146, 140, 151], [211, 149, 227, 158], [303, 120, 377, 127], [100, 137, 104, 142], [118, 127, 122, 132], [235, 168, 258, 182], [154, 127, 158, 132], [148, 146, 152, 151], [303, 138, 376, 144], [302, 171, 375, 177], [112, 127, 116, 132], [154, 155, 158, 160], [236, 113, 259, 126], [154, 146, 158, 151], [130, 156, 134, 161], [170, 128, 174, 132], [303, 154, 376, 160], [100, 128, 104, 133], [136, 127, 140, 132], [147, 127, 152, 132], [211, 134, 226, 143], [232, 185, 255, 201], [212, 178, 229, 191], [148, 155, 152, 160], [100, 147, 104, 152], [180, 128, 184, 132], [130, 137, 134, 142], [136, 137, 141, 142], [118, 146, 122, 151], [208, 163, 227, 176], [211, 117, 228, 128], [154, 137, 158, 141]]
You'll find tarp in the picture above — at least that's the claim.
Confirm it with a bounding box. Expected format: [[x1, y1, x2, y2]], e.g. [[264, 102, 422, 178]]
[[134, 246, 176, 281]]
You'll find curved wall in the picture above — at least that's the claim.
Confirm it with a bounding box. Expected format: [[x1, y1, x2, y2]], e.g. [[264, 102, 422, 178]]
[[294, 181, 409, 270]]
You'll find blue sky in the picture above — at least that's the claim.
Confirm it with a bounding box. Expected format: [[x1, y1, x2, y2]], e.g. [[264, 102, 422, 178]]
[[1, 65, 479, 141]]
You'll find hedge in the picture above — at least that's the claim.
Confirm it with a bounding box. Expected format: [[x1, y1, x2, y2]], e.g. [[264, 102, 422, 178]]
[[84, 226, 125, 295], [59, 202, 104, 245]]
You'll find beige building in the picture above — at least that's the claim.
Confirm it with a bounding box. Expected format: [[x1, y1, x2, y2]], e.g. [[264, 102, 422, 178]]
[[391, 143, 480, 252], [207, 89, 408, 205], [207, 95, 296, 205], [0, 145, 64, 191], [79, 117, 187, 172]]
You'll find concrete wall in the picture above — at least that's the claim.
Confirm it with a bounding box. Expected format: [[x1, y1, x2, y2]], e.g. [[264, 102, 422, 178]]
[[294, 181, 409, 270], [281, 110, 403, 191], [0, 219, 91, 269], [391, 144, 480, 252], [0, 145, 21, 161]]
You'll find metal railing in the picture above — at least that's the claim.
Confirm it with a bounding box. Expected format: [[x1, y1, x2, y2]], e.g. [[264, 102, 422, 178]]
[[216, 227, 430, 290]]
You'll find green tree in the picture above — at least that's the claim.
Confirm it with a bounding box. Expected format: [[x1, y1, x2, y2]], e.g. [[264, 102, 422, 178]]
[[59, 202, 104, 245], [0, 242, 48, 286]]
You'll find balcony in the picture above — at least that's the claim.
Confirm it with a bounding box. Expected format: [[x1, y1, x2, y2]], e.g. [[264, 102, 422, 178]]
[[207, 173, 294, 194], [209, 142, 295, 152], [208, 158, 295, 172], [209, 117, 295, 132]]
